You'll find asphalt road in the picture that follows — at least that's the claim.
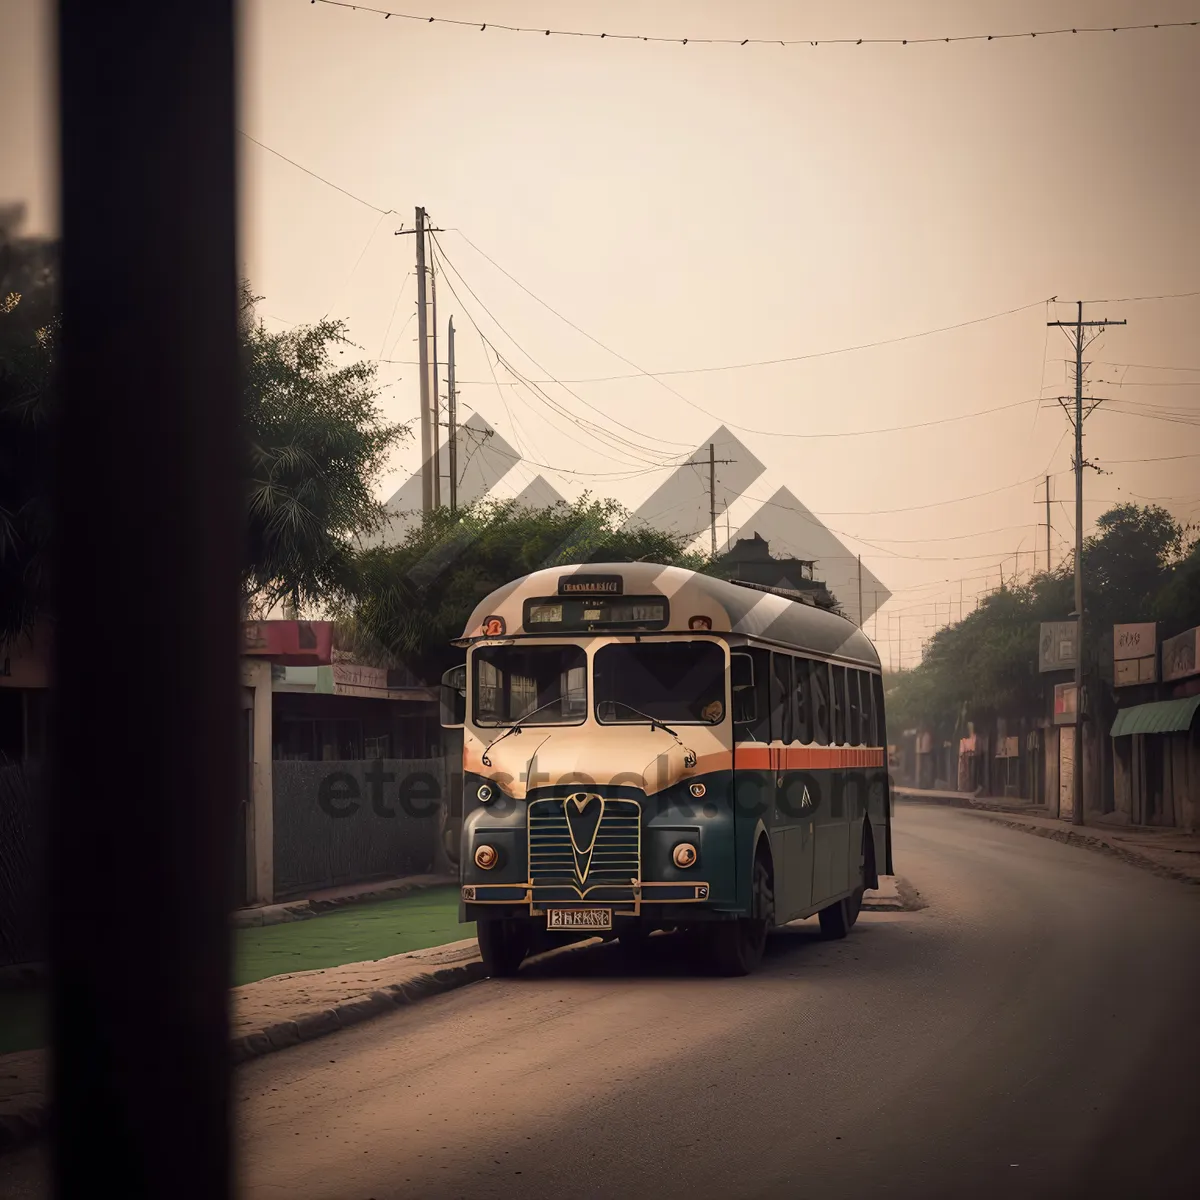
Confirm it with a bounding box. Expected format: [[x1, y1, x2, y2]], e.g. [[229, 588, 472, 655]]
[[4, 803, 1198, 1199]]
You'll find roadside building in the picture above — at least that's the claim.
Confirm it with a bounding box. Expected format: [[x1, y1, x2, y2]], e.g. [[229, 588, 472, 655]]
[[1110, 624, 1200, 831]]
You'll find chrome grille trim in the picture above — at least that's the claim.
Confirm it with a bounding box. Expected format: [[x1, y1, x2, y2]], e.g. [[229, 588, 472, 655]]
[[527, 797, 641, 886]]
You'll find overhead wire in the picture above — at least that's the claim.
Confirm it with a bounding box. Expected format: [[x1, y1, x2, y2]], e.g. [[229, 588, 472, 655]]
[[308, 3, 1199, 49], [428, 234, 695, 460]]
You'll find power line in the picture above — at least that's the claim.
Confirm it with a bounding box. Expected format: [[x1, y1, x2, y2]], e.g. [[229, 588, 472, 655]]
[[238, 129, 393, 214], [445, 241, 1055, 380], [309, 3, 1199, 49], [1081, 289, 1200, 303], [428, 234, 694, 458]]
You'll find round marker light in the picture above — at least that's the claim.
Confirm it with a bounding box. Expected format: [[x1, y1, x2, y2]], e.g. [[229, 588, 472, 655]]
[[673, 843, 698, 869], [475, 844, 498, 870], [689, 782, 706, 799], [477, 783, 493, 803]]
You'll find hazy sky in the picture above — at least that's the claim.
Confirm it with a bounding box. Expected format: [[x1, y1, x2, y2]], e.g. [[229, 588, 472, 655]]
[[4, 0, 1199, 666]]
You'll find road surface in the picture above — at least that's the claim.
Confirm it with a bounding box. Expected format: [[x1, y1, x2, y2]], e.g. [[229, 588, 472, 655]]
[[3, 803, 1198, 1199]]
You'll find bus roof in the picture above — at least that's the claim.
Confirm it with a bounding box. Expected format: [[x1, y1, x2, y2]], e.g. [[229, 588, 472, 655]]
[[459, 562, 880, 668]]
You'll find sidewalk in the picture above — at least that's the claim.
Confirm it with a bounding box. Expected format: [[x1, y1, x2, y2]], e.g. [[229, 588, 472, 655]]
[[0, 872, 914, 1155], [0, 934, 492, 1155], [895, 787, 1200, 885]]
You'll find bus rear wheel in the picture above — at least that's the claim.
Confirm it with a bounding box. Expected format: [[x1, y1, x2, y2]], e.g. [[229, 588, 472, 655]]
[[818, 831, 869, 939], [477, 917, 529, 978], [708, 853, 774, 976]]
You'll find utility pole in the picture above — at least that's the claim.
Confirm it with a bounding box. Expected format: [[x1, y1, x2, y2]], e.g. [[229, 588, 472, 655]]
[[898, 614, 902, 671], [1045, 476, 1052, 573], [959, 579, 963, 623], [709, 443, 717, 556], [395, 207, 443, 514], [413, 208, 432, 513], [857, 555, 864, 628], [690, 444, 734, 557], [1048, 301, 1127, 826], [447, 316, 457, 513], [429, 253, 441, 509]]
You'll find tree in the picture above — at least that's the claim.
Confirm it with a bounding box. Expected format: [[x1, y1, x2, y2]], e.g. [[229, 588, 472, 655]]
[[1153, 528, 1200, 640], [343, 496, 709, 681], [0, 257, 406, 638], [885, 502, 1194, 739], [0, 207, 56, 642], [240, 283, 407, 615]]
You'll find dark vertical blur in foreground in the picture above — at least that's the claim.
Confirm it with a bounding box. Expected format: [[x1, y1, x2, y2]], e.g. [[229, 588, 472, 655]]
[[52, 3, 239, 1196]]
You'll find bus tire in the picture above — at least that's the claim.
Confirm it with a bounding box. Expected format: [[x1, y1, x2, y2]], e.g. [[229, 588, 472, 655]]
[[819, 829, 870, 939], [477, 917, 529, 978], [708, 851, 773, 976]]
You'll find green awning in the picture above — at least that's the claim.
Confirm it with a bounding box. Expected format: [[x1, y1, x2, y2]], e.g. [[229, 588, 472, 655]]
[[1110, 694, 1200, 737]]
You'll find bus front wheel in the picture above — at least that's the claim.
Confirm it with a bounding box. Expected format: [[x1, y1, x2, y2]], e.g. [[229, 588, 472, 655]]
[[477, 918, 529, 978], [708, 853, 774, 976]]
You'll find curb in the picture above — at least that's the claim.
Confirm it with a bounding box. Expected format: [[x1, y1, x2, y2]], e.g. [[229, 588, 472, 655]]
[[0, 1105, 45, 1156], [229, 958, 489, 1065], [0, 934, 601, 1158], [231, 875, 457, 929], [966, 812, 1200, 887]]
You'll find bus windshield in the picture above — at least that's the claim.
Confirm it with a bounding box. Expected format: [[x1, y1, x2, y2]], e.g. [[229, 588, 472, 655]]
[[594, 641, 726, 725], [473, 644, 587, 727]]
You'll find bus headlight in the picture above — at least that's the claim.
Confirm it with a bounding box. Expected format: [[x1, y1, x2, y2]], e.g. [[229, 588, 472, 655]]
[[477, 783, 493, 803], [673, 843, 698, 869], [475, 844, 498, 870]]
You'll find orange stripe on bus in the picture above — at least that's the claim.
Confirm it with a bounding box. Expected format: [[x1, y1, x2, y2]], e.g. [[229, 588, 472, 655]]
[[735, 746, 885, 771]]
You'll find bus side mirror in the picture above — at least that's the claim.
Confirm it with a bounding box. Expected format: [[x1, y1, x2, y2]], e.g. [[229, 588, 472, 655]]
[[440, 664, 466, 729], [731, 653, 757, 724]]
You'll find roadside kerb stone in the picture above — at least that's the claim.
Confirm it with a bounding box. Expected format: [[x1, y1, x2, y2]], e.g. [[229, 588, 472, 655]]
[[231, 873, 457, 929], [961, 810, 1200, 886], [1, 933, 604, 1156]]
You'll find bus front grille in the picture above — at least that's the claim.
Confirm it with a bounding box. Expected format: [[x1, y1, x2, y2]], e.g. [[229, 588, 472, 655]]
[[528, 796, 640, 888]]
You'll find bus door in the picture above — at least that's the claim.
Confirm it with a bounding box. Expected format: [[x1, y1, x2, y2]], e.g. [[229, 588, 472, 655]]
[[772, 653, 818, 922], [811, 662, 850, 906]]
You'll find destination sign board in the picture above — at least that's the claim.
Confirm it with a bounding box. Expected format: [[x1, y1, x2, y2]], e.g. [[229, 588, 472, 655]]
[[558, 574, 623, 596]]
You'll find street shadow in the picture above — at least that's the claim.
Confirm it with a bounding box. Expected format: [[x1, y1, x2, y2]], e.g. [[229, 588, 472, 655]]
[[516, 915, 880, 982]]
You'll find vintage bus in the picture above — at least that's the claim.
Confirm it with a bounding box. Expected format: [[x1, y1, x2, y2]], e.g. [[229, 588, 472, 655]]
[[440, 562, 893, 977]]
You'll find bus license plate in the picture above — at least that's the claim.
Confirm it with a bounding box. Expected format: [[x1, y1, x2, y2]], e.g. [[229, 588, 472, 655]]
[[546, 908, 612, 931]]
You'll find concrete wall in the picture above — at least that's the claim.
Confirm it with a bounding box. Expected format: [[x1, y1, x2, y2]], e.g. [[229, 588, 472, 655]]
[[272, 758, 445, 900]]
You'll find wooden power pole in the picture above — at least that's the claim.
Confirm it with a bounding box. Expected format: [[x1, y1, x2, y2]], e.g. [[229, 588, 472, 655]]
[[1047, 301, 1126, 826]]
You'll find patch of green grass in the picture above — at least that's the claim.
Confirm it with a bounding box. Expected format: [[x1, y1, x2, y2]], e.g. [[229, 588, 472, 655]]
[[0, 886, 472, 1055], [233, 886, 470, 987]]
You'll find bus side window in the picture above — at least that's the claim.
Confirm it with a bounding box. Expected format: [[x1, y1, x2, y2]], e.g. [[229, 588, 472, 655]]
[[831, 665, 846, 745], [860, 671, 876, 746], [847, 670, 862, 745], [794, 656, 814, 744], [810, 661, 830, 746], [873, 673, 887, 748], [771, 653, 793, 744]]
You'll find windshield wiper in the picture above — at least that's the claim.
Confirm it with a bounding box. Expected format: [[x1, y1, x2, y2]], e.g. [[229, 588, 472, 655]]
[[605, 702, 696, 768], [481, 697, 565, 766], [607, 701, 679, 737]]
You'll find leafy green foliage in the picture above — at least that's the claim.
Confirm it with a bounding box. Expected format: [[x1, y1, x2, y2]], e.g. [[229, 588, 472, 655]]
[[341, 496, 710, 680], [240, 283, 407, 614], [887, 503, 1195, 737], [0, 256, 407, 639]]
